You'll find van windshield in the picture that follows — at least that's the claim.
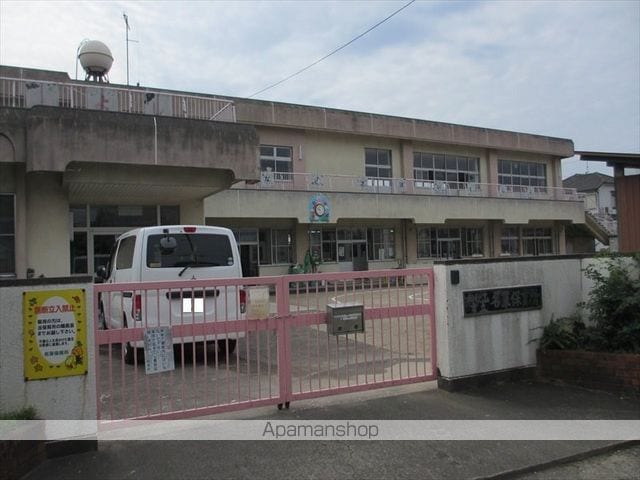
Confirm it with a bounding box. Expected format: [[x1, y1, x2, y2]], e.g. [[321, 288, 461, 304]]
[[146, 234, 233, 269]]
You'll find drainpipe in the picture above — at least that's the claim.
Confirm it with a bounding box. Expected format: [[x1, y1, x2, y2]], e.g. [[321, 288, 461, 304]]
[[153, 117, 158, 165], [400, 219, 408, 268]]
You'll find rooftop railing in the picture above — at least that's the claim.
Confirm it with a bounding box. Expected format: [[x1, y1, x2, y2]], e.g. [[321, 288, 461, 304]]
[[234, 171, 583, 202], [0, 76, 236, 122]]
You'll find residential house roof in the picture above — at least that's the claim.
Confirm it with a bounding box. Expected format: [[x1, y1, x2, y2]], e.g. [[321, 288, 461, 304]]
[[563, 172, 614, 192]]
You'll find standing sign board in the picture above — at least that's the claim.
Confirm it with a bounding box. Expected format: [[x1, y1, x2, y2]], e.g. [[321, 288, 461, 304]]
[[23, 289, 87, 380]]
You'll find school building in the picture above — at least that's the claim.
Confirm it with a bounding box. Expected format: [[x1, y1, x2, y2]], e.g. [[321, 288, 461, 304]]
[[0, 65, 586, 279]]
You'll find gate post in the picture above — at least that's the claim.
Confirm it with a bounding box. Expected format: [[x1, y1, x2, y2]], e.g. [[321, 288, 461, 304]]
[[276, 275, 292, 405]]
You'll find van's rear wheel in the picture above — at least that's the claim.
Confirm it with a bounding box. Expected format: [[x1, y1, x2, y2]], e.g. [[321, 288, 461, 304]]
[[122, 315, 142, 365], [217, 339, 236, 356], [124, 341, 136, 365]]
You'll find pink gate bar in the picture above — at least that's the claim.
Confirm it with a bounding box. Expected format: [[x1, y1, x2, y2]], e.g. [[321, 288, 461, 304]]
[[94, 268, 436, 421]]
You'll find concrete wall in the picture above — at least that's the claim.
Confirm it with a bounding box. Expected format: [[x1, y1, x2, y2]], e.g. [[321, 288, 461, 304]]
[[304, 130, 402, 177], [14, 107, 260, 180], [206, 189, 585, 225], [234, 98, 574, 159], [0, 278, 96, 419], [434, 256, 588, 382], [25, 173, 69, 277]]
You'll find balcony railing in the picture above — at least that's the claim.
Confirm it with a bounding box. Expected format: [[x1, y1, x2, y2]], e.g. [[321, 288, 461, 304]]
[[0, 76, 236, 122], [235, 172, 583, 202]]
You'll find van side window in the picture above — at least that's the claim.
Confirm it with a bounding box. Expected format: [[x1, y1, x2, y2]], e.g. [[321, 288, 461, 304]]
[[116, 236, 136, 270]]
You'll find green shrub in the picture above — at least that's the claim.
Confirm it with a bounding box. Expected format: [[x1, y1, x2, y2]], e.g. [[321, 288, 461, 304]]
[[582, 253, 640, 353], [539, 315, 585, 350], [539, 253, 640, 354], [0, 406, 38, 420]]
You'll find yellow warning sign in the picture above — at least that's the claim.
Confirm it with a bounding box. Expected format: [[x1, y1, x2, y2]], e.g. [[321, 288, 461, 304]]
[[23, 289, 87, 380]]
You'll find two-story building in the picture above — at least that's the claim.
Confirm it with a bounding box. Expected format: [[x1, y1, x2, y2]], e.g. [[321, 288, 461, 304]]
[[0, 65, 586, 279]]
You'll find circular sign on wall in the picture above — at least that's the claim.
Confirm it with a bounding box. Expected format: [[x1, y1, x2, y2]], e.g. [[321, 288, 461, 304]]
[[309, 194, 330, 223]]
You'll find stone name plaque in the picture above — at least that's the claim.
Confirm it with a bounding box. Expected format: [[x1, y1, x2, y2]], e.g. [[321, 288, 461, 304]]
[[463, 285, 542, 317]]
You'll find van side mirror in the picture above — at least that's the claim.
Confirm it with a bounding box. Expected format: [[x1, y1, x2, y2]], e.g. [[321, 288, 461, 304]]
[[96, 265, 108, 282]]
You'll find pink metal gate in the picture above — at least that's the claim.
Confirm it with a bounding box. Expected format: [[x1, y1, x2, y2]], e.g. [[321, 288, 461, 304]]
[[94, 268, 436, 420]]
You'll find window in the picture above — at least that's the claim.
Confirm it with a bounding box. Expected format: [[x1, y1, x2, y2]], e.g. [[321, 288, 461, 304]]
[[70, 205, 180, 275], [116, 236, 137, 269], [321, 229, 337, 262], [414, 152, 479, 189], [160, 206, 180, 225], [368, 228, 395, 260], [234, 227, 294, 265], [365, 148, 392, 187], [416, 227, 484, 259], [308, 226, 397, 263], [146, 233, 232, 268], [501, 226, 520, 255], [337, 228, 365, 262], [522, 228, 553, 256], [465, 228, 484, 256], [90, 205, 158, 227], [498, 160, 547, 191], [259, 229, 272, 265], [70, 232, 88, 274], [0, 194, 15, 276], [272, 229, 293, 264], [260, 145, 293, 182]]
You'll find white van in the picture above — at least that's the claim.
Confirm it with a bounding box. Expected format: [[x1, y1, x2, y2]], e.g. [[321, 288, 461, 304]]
[[97, 225, 245, 364]]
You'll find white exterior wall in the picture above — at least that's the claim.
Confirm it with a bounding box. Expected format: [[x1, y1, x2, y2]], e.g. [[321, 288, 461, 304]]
[[597, 184, 616, 213], [0, 279, 96, 419], [434, 257, 585, 380]]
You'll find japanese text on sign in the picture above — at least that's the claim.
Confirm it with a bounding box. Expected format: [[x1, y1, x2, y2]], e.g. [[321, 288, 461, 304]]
[[144, 327, 175, 374], [23, 289, 87, 380], [463, 285, 542, 317]]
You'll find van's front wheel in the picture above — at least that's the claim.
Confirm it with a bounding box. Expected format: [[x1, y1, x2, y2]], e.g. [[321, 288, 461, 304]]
[[217, 339, 236, 356]]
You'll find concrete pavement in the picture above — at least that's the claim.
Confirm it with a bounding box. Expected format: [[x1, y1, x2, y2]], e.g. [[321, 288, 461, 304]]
[[22, 380, 640, 479]]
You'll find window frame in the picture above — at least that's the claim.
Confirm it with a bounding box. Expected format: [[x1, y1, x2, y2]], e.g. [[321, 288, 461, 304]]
[[498, 160, 547, 191], [416, 226, 484, 259], [500, 226, 520, 256], [522, 227, 554, 256], [413, 152, 480, 189], [365, 148, 392, 187], [367, 227, 395, 261], [271, 229, 294, 265], [69, 204, 180, 275], [309, 226, 397, 263], [116, 236, 136, 270], [260, 145, 293, 182]]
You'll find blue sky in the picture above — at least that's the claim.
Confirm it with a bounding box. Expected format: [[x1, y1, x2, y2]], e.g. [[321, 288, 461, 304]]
[[1, 0, 638, 178]]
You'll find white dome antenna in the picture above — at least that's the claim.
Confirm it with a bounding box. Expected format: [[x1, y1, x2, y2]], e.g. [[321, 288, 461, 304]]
[[77, 40, 113, 82]]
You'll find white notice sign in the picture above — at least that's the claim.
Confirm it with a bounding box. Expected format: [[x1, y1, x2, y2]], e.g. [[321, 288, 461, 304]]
[[144, 327, 175, 374], [247, 286, 270, 320]]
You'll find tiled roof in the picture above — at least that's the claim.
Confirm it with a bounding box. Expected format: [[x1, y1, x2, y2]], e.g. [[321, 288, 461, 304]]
[[563, 172, 613, 192]]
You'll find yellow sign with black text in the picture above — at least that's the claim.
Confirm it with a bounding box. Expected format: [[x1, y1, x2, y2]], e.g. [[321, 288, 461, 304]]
[[23, 289, 87, 380]]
